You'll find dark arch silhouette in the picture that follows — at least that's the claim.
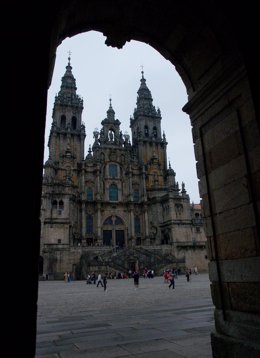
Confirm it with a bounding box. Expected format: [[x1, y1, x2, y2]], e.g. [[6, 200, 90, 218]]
[[5, 2, 259, 357]]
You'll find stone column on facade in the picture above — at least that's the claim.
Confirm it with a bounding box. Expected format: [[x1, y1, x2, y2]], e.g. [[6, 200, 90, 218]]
[[144, 205, 149, 244], [142, 164, 149, 245], [128, 166, 135, 245], [130, 206, 135, 246], [128, 164, 133, 201], [95, 164, 102, 244], [96, 165, 101, 200], [141, 165, 147, 201], [80, 132, 85, 161], [81, 166, 85, 244], [97, 202, 101, 245], [81, 202, 86, 240]]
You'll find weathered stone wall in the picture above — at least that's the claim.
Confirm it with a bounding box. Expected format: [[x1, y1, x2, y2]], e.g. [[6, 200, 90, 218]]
[[184, 61, 260, 357]]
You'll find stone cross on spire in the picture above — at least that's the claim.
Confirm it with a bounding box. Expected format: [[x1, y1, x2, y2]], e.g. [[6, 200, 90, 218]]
[[68, 51, 71, 64], [141, 65, 144, 78]]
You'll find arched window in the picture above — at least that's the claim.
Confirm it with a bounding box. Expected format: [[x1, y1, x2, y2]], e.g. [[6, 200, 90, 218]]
[[52, 200, 58, 209], [71, 116, 77, 130], [60, 115, 66, 129], [109, 164, 118, 178], [103, 216, 113, 225], [153, 126, 157, 138], [86, 187, 93, 201], [115, 216, 124, 225], [86, 215, 93, 234], [144, 125, 149, 137], [109, 184, 118, 201], [134, 216, 141, 234], [59, 200, 64, 210], [108, 129, 114, 141], [133, 190, 139, 202]]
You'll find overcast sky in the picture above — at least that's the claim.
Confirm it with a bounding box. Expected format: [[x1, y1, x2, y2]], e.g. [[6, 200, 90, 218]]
[[45, 31, 200, 203]]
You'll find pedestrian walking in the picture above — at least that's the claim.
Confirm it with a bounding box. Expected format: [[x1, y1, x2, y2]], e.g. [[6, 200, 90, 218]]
[[103, 273, 107, 291], [168, 273, 175, 289], [96, 273, 103, 287]]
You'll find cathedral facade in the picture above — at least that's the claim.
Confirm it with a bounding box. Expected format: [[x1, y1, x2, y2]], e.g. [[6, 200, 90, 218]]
[[40, 58, 208, 279]]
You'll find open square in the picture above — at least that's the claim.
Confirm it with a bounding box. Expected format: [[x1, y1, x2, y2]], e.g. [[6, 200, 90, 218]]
[[36, 273, 214, 357]]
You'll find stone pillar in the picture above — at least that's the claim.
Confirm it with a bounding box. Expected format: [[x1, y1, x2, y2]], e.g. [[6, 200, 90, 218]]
[[97, 203, 101, 244], [128, 165, 133, 200], [183, 59, 260, 358], [142, 165, 147, 201], [80, 133, 85, 160], [81, 202, 85, 238], [130, 208, 135, 243], [144, 206, 149, 240]]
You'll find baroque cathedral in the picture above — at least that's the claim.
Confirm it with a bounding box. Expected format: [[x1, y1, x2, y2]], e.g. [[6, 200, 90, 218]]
[[40, 57, 208, 279]]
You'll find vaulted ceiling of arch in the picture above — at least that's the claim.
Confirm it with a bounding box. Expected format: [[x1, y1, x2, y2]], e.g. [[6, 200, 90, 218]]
[[47, 0, 240, 97]]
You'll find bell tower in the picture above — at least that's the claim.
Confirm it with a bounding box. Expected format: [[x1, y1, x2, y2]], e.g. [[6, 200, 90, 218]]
[[130, 71, 168, 191], [130, 71, 167, 170], [47, 55, 86, 165], [41, 56, 86, 271]]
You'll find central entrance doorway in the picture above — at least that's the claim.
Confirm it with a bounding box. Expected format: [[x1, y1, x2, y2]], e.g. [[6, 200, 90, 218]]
[[102, 215, 125, 247]]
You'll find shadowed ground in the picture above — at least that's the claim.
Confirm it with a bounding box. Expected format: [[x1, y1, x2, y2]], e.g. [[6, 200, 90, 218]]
[[36, 273, 214, 357]]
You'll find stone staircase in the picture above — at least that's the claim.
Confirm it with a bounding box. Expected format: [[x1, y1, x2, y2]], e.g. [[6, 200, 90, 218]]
[[77, 246, 185, 278]]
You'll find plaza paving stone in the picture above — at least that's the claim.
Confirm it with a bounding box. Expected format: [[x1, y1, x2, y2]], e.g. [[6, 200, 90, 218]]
[[36, 273, 214, 357]]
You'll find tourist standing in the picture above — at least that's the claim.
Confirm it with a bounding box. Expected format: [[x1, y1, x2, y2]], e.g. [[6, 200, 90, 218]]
[[133, 271, 139, 289]]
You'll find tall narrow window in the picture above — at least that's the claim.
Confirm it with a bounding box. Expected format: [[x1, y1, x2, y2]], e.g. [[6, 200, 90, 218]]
[[86, 187, 93, 201], [71, 116, 77, 130], [60, 115, 66, 129], [144, 125, 149, 137], [109, 184, 118, 201], [133, 190, 139, 202], [134, 216, 141, 234], [59, 200, 64, 210], [86, 215, 93, 234], [109, 164, 118, 178], [153, 126, 157, 138], [52, 200, 58, 209]]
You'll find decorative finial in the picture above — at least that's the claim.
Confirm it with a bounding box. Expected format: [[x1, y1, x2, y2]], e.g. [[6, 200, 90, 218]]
[[169, 160, 171, 169], [141, 65, 144, 78], [68, 51, 71, 65]]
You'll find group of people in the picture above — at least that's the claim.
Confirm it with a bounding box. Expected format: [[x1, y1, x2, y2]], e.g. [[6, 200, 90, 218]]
[[163, 267, 199, 288], [84, 266, 199, 292], [86, 272, 107, 291], [85, 270, 140, 290], [163, 269, 177, 289], [64, 271, 75, 282]]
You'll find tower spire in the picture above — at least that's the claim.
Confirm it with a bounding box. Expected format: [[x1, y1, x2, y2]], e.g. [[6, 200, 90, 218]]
[[106, 97, 115, 121], [141, 65, 144, 79], [54, 55, 83, 109], [68, 50, 71, 65], [132, 69, 161, 118]]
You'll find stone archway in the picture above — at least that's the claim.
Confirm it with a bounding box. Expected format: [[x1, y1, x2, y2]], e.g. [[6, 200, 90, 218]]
[[7, 1, 259, 357]]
